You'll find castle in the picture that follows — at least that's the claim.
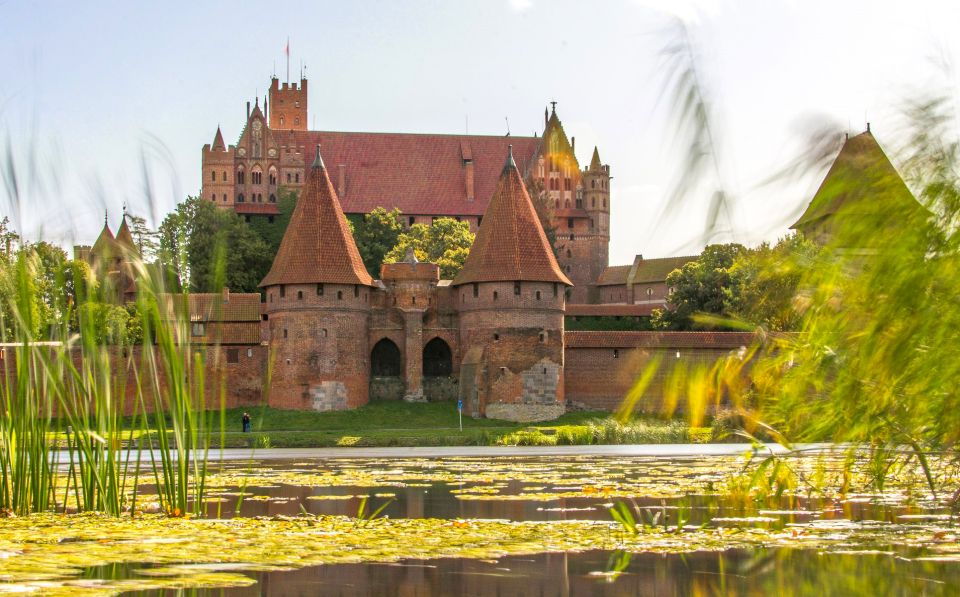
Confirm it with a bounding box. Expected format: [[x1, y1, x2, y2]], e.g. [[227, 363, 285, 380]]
[[201, 77, 610, 303]]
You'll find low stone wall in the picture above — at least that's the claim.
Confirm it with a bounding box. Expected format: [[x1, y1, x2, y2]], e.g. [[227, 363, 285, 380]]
[[370, 376, 405, 401], [484, 403, 566, 423], [423, 376, 457, 401]]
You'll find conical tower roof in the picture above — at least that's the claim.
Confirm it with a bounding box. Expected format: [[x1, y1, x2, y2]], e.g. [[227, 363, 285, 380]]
[[453, 146, 572, 286], [211, 126, 226, 151], [540, 105, 580, 171], [91, 218, 115, 257], [260, 145, 374, 287], [115, 216, 138, 254], [589, 146, 602, 171], [791, 129, 922, 231]]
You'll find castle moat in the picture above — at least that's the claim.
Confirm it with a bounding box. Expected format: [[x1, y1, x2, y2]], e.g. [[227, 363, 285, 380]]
[[3, 447, 958, 595]]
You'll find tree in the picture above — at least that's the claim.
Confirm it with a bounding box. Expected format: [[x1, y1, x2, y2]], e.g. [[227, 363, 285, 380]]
[[0, 217, 20, 263], [726, 234, 817, 331], [125, 213, 159, 262], [383, 218, 475, 279], [651, 243, 745, 330], [354, 208, 404, 277], [248, 188, 298, 255], [158, 197, 271, 293]]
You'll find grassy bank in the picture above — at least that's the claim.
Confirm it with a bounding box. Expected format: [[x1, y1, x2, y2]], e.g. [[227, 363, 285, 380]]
[[204, 401, 719, 448]]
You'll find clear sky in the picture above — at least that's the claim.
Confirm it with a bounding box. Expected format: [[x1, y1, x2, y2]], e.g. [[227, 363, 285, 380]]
[[1, 0, 957, 265]]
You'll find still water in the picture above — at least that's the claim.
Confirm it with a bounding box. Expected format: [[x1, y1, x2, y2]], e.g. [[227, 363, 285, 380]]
[[65, 452, 960, 595]]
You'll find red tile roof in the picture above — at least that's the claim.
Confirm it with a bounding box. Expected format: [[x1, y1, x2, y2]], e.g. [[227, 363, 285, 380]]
[[565, 331, 756, 349], [565, 304, 657, 317], [631, 255, 698, 284], [453, 148, 572, 286], [260, 147, 374, 287], [278, 130, 542, 216], [595, 265, 632, 286]]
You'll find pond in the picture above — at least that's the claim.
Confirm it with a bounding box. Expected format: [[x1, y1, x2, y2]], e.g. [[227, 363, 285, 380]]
[[4, 448, 959, 595]]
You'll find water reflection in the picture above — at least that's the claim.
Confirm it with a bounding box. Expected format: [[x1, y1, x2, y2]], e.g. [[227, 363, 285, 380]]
[[122, 547, 960, 596]]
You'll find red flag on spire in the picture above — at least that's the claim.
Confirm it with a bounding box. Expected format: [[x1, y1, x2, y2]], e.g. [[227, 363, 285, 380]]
[[285, 37, 290, 57]]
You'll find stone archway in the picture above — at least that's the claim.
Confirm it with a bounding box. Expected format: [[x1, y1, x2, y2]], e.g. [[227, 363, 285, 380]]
[[422, 337, 455, 401], [423, 337, 452, 377], [370, 338, 403, 400]]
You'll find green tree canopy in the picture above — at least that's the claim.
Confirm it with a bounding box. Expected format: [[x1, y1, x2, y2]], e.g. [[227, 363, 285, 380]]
[[383, 218, 475, 279], [354, 207, 404, 277], [651, 243, 745, 330], [158, 196, 271, 293]]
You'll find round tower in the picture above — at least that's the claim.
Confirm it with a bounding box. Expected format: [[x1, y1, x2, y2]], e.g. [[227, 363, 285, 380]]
[[452, 146, 572, 422], [581, 146, 611, 297], [260, 145, 375, 411]]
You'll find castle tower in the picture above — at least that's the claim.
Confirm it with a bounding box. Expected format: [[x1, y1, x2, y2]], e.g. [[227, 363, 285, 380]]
[[269, 76, 308, 131], [791, 126, 925, 248], [581, 146, 611, 300], [260, 145, 376, 411], [201, 126, 236, 208], [453, 146, 572, 422]]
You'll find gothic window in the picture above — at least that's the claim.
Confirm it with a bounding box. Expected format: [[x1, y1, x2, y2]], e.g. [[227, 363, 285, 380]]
[[493, 291, 498, 301], [472, 283, 478, 298], [592, 198, 596, 208], [252, 171, 262, 185], [222, 171, 227, 182], [297, 290, 303, 300], [237, 169, 245, 185], [295, 173, 300, 183], [210, 171, 215, 182], [566, 249, 572, 258], [237, 193, 245, 203], [287, 173, 292, 183], [258, 193, 263, 202], [269, 194, 276, 203], [223, 194, 227, 202], [576, 199, 582, 208], [317, 283, 324, 296], [513, 282, 521, 296], [536, 290, 541, 300], [591, 180, 596, 189], [269, 168, 277, 185], [337, 290, 343, 300], [354, 285, 360, 297], [567, 218, 573, 229], [423, 338, 453, 377], [279, 115, 285, 126], [294, 117, 300, 126], [565, 199, 570, 208], [280, 285, 285, 298], [371, 339, 402, 377], [647, 287, 654, 297], [191, 322, 205, 337], [564, 178, 570, 191]]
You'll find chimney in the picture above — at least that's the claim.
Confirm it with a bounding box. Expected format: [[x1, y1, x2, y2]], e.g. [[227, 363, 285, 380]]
[[866, 122, 871, 133], [246, 101, 251, 120], [465, 160, 475, 202], [222, 287, 230, 303], [338, 164, 346, 197]]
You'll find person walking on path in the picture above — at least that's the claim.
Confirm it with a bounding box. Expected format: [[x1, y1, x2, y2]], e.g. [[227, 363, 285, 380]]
[[242, 412, 251, 433]]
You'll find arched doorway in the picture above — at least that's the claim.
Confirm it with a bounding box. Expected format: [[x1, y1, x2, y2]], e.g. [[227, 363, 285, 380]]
[[423, 338, 453, 377], [371, 339, 402, 376], [423, 338, 454, 401], [370, 339, 404, 400]]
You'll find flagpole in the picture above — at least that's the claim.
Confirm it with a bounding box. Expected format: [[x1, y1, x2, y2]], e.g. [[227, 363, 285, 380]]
[[286, 37, 290, 84]]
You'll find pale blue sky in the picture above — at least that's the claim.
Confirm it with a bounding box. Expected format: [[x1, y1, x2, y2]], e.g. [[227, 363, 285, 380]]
[[1, 0, 957, 264]]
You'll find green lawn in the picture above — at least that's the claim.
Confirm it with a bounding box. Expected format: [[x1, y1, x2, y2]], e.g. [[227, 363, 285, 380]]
[[204, 401, 717, 448]]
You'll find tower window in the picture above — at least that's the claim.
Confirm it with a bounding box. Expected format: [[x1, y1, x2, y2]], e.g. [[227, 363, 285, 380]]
[[539, 331, 547, 343], [237, 170, 245, 184], [591, 180, 596, 189], [317, 283, 324, 296], [222, 171, 227, 182], [354, 285, 359, 297], [567, 218, 574, 229], [210, 171, 215, 182], [613, 349, 619, 359], [472, 283, 478, 297], [493, 291, 498, 301], [536, 290, 541, 300], [569, 234, 574, 241], [269, 194, 276, 203], [287, 173, 292, 183], [297, 290, 303, 300], [513, 282, 521, 296], [337, 290, 343, 300], [566, 249, 572, 258], [237, 193, 245, 203], [592, 198, 596, 208], [553, 284, 558, 297], [295, 173, 300, 183], [493, 333, 500, 341], [283, 329, 288, 338], [280, 285, 285, 298]]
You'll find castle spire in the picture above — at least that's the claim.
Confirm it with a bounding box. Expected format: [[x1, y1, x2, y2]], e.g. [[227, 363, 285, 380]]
[[453, 147, 571, 286], [260, 145, 373, 287], [589, 146, 602, 171], [212, 126, 226, 151]]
